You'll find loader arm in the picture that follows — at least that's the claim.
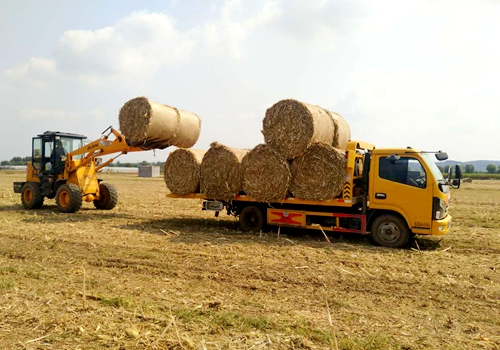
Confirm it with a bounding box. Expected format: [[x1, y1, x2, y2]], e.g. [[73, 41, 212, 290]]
[[64, 127, 152, 175]]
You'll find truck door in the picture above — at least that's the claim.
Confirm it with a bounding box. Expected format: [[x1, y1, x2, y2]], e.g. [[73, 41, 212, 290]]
[[370, 155, 433, 233]]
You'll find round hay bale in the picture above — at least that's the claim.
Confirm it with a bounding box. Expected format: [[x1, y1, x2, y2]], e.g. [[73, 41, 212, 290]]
[[164, 149, 205, 195], [262, 99, 335, 159], [241, 144, 291, 202], [290, 143, 347, 201], [200, 142, 249, 200], [328, 111, 351, 150], [119, 96, 201, 149]]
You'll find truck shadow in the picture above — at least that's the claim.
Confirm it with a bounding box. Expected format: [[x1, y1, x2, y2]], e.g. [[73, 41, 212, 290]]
[[119, 217, 441, 251]]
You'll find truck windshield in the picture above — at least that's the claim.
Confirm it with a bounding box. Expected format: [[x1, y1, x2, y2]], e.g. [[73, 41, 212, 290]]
[[421, 154, 444, 182]]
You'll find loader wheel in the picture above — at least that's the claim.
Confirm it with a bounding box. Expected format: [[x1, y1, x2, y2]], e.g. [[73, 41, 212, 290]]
[[239, 206, 265, 232], [56, 184, 82, 213], [94, 182, 118, 210], [370, 214, 410, 248], [21, 182, 44, 209]]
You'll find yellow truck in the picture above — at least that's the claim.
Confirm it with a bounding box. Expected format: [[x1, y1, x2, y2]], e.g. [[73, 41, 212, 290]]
[[169, 141, 462, 248]]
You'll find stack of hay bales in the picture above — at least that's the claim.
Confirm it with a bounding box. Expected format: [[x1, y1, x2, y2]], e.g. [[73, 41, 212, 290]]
[[119, 97, 201, 149], [242, 99, 350, 201], [157, 96, 351, 202]]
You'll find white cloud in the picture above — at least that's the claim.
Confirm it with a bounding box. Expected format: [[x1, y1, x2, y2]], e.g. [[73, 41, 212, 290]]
[[5, 57, 57, 86], [5, 2, 281, 85], [200, 0, 281, 59]]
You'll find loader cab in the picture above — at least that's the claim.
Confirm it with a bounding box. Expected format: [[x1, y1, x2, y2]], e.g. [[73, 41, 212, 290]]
[[32, 131, 87, 175]]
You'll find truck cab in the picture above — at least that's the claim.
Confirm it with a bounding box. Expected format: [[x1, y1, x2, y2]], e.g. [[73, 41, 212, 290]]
[[366, 147, 455, 247]]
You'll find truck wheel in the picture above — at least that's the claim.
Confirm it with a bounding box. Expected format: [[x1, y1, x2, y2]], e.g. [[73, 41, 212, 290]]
[[56, 184, 82, 213], [370, 214, 410, 248], [94, 182, 118, 210], [239, 206, 265, 232], [21, 182, 44, 209]]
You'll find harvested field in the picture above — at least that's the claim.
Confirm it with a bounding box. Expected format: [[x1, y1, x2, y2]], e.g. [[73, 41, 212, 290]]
[[0, 171, 499, 349]]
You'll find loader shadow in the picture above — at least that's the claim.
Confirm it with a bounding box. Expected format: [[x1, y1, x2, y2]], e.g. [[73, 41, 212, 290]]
[[17, 205, 134, 223], [0, 205, 21, 211]]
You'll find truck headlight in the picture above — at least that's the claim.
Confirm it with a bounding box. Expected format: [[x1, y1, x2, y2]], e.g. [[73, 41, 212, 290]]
[[433, 197, 448, 220]]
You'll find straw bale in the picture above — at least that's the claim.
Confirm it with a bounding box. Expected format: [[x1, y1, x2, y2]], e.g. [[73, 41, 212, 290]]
[[290, 143, 347, 201], [328, 111, 351, 150], [241, 144, 291, 202], [200, 142, 249, 200], [164, 149, 205, 195], [119, 96, 201, 149], [262, 99, 335, 159]]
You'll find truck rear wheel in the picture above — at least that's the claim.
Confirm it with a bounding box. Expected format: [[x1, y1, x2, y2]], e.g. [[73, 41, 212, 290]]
[[94, 182, 118, 210], [56, 184, 82, 213], [370, 214, 410, 248], [21, 182, 44, 209], [239, 206, 265, 232]]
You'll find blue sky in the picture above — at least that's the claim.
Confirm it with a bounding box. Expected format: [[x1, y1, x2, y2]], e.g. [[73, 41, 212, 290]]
[[1, 0, 499, 163]]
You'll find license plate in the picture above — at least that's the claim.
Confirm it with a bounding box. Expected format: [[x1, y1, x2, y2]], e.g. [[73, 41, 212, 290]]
[[203, 200, 224, 211]]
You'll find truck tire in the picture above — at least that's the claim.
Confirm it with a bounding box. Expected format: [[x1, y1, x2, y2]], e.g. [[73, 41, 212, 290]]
[[21, 182, 44, 209], [94, 182, 118, 210], [56, 183, 82, 213], [239, 206, 265, 232], [370, 214, 410, 248]]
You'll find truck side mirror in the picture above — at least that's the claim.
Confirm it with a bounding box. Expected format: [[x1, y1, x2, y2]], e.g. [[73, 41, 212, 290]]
[[435, 151, 448, 161], [455, 165, 462, 179], [452, 179, 460, 188]]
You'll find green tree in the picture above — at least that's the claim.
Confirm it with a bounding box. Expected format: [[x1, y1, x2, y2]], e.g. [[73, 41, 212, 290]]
[[464, 164, 475, 173], [498, 165, 500, 174], [437, 165, 444, 173], [1, 160, 10, 166], [443, 165, 450, 174], [486, 164, 497, 174]]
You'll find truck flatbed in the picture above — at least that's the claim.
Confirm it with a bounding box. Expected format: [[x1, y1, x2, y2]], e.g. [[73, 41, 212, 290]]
[[166, 193, 363, 207]]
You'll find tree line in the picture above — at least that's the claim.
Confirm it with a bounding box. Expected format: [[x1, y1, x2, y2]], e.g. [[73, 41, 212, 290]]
[[3, 156, 500, 174], [437, 164, 500, 174], [1, 157, 164, 168]]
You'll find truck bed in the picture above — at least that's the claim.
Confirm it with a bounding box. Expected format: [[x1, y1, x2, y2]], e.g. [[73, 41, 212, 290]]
[[166, 193, 363, 208]]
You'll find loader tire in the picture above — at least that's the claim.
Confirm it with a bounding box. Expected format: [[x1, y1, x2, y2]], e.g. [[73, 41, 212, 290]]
[[239, 206, 265, 232], [94, 182, 118, 210], [21, 182, 44, 209], [56, 184, 82, 213], [370, 214, 410, 248]]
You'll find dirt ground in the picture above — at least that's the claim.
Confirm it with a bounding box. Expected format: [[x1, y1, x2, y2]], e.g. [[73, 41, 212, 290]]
[[0, 171, 499, 349]]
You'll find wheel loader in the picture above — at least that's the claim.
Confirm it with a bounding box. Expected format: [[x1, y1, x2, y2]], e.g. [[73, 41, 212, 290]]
[[13, 126, 156, 213]]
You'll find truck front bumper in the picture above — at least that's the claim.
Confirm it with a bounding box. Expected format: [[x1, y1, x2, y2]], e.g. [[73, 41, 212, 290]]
[[429, 215, 452, 236]]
